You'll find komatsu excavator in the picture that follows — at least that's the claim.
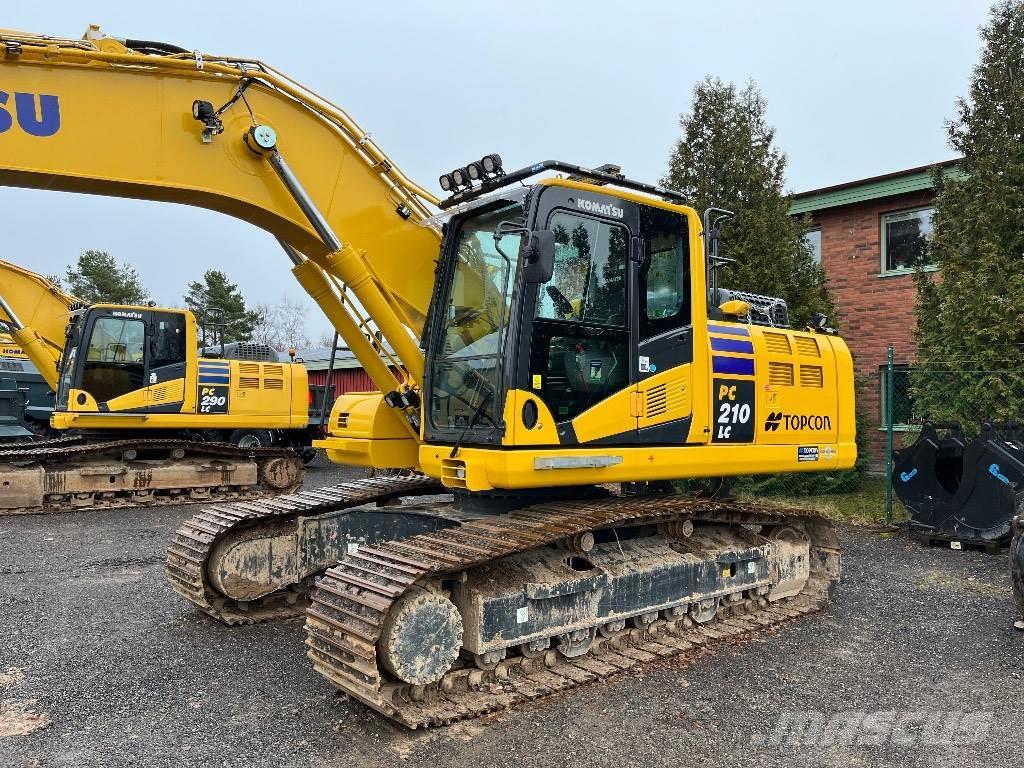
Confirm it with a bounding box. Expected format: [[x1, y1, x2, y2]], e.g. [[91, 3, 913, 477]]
[[0, 257, 310, 513], [0, 331, 54, 436], [0, 26, 855, 726]]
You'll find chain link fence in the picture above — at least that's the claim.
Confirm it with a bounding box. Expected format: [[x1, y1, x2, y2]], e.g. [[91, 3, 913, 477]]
[[882, 346, 1024, 524]]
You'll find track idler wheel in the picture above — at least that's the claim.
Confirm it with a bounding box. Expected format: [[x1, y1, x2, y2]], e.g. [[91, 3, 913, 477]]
[[378, 588, 463, 685], [557, 627, 596, 657], [259, 455, 304, 490]]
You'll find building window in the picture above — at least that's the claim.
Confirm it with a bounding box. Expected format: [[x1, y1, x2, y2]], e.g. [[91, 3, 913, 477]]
[[880, 364, 917, 428], [881, 207, 934, 274], [802, 227, 822, 265]]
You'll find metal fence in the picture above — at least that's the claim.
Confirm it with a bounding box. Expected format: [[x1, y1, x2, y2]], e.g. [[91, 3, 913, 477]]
[[882, 344, 1024, 523]]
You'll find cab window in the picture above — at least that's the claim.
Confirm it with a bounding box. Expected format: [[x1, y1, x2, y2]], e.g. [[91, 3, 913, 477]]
[[640, 206, 690, 338], [81, 317, 146, 402], [537, 212, 628, 327], [151, 313, 187, 375], [530, 211, 629, 422]]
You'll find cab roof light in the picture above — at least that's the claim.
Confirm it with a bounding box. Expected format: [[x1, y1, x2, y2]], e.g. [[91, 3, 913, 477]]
[[437, 159, 687, 210]]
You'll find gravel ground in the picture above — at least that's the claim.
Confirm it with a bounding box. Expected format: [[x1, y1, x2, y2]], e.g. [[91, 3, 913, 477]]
[[2, 462, 1022, 768]]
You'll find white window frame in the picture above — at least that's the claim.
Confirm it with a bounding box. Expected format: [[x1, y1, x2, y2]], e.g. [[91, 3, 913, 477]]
[[880, 206, 937, 277], [803, 226, 822, 265]]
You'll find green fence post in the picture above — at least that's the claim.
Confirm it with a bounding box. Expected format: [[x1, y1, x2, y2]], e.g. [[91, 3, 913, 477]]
[[885, 345, 894, 525]]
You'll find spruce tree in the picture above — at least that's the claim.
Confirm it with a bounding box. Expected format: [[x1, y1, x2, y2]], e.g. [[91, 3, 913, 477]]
[[184, 270, 260, 344], [665, 77, 863, 494], [914, 0, 1024, 424], [663, 78, 834, 327]]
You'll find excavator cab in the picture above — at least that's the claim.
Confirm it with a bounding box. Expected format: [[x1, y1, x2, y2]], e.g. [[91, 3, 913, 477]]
[[423, 179, 692, 448], [56, 306, 191, 416]]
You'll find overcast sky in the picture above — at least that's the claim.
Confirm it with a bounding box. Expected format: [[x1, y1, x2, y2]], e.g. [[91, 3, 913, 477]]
[[3, 1, 989, 343]]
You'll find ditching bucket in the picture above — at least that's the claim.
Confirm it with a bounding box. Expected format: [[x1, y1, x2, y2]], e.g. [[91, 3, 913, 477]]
[[893, 422, 965, 528], [896, 422, 1024, 543]]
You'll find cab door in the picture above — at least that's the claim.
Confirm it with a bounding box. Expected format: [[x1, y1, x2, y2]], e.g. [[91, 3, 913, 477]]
[[634, 205, 694, 444], [522, 193, 635, 445], [143, 311, 188, 412], [73, 312, 149, 411]]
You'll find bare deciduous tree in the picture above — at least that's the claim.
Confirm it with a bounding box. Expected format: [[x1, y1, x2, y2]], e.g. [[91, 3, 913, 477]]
[[249, 296, 312, 351]]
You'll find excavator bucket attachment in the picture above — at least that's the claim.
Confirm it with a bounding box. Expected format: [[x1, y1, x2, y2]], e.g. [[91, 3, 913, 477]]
[[896, 422, 1023, 544], [893, 422, 965, 528]]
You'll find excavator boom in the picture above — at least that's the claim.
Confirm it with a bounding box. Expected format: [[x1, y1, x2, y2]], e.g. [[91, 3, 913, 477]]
[[0, 258, 79, 389], [0, 28, 439, 397]]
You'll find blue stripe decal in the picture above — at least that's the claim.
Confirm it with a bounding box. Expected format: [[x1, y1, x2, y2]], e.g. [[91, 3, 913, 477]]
[[713, 356, 755, 376], [708, 323, 749, 337], [199, 375, 230, 384], [199, 364, 230, 370], [710, 337, 754, 355]]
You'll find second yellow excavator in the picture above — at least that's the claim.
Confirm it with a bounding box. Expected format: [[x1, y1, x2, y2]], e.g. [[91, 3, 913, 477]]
[[0, 258, 313, 513], [0, 26, 854, 727]]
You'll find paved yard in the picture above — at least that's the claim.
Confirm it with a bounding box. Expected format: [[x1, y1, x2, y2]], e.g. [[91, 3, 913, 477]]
[[2, 464, 1021, 767]]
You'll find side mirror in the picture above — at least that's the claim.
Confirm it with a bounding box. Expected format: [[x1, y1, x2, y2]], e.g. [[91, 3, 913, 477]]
[[522, 230, 555, 284]]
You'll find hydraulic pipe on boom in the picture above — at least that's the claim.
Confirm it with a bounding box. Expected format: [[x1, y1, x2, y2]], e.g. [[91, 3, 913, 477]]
[[0, 265, 78, 391], [252, 128, 426, 387]]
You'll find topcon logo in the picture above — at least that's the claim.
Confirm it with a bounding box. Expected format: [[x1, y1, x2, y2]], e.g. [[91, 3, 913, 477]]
[[576, 198, 624, 219], [0, 92, 61, 138], [764, 411, 833, 432]]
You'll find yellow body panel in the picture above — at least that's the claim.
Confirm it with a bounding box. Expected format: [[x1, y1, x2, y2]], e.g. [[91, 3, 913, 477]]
[[501, 390, 560, 447], [315, 391, 419, 468], [636, 365, 693, 432], [421, 441, 857, 492], [1, 336, 27, 359], [56, 357, 308, 430], [570, 386, 637, 444]]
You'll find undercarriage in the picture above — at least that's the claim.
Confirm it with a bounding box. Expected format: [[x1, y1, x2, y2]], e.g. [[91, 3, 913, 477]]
[[167, 475, 840, 727], [0, 436, 304, 515]]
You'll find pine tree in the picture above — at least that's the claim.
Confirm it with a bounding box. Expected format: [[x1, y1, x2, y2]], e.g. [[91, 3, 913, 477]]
[[184, 270, 260, 344], [663, 78, 834, 327], [64, 250, 150, 305], [914, 0, 1024, 424]]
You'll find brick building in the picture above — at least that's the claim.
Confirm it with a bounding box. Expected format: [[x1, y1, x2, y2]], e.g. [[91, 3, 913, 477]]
[[791, 159, 962, 467]]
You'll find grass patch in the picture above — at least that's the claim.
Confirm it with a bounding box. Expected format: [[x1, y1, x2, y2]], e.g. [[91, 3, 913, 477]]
[[736, 477, 907, 526]]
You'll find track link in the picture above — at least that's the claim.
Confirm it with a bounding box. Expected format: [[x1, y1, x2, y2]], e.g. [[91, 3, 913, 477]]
[[165, 475, 446, 624], [304, 496, 840, 728], [0, 438, 303, 515]]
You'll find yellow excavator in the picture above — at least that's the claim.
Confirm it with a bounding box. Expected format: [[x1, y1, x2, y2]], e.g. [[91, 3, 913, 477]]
[[0, 257, 312, 513], [0, 26, 855, 727]]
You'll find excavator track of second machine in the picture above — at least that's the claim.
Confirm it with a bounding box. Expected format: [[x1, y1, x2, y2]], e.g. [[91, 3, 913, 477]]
[[0, 438, 304, 515]]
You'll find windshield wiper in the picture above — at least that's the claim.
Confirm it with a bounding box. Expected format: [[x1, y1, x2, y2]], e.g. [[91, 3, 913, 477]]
[[449, 389, 494, 459]]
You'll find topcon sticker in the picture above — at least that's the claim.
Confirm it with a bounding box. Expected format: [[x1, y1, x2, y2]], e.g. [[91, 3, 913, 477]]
[[798, 446, 819, 462]]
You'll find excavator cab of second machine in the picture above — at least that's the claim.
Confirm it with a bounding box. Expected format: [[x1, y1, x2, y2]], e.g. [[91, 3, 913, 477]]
[[56, 306, 188, 414]]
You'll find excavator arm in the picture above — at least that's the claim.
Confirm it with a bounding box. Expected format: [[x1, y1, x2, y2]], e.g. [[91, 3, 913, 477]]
[[0, 27, 441, 411], [0, 258, 80, 389]]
